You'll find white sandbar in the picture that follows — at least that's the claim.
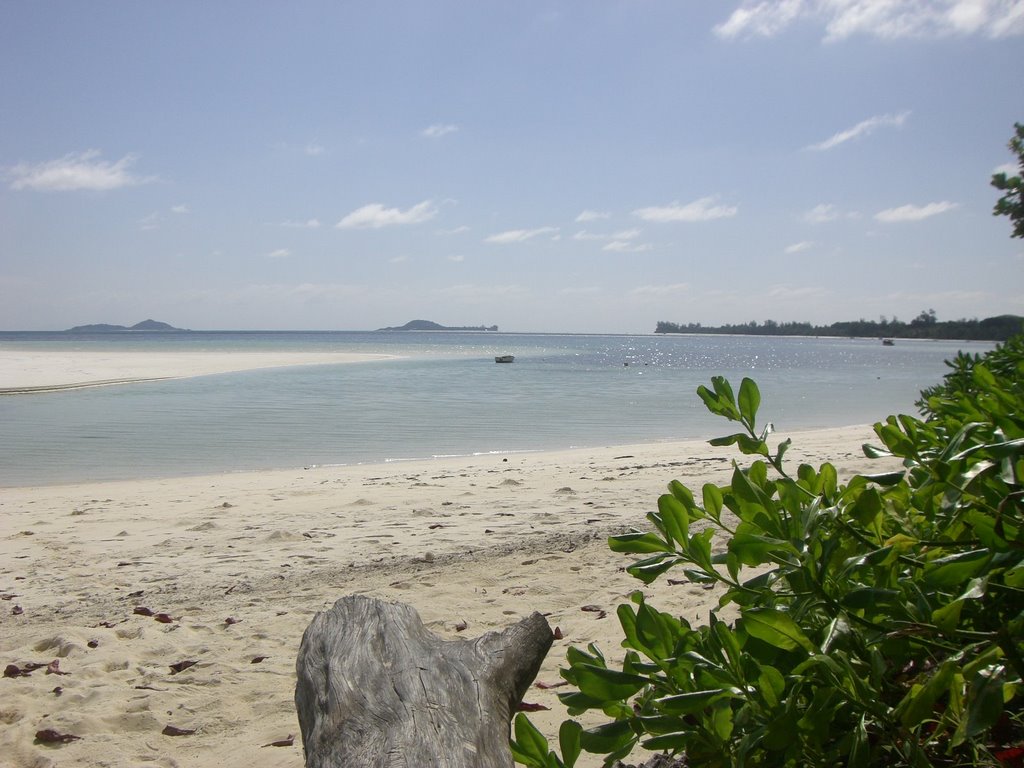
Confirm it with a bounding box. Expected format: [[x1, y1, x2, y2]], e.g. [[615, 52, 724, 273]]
[[0, 350, 397, 393]]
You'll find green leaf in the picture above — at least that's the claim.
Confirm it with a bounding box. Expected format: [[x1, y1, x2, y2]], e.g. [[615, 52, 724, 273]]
[[616, 604, 642, 654], [774, 437, 791, 467], [923, 549, 990, 588], [859, 469, 906, 486], [687, 528, 715, 571], [557, 691, 607, 715], [713, 375, 736, 405], [668, 479, 696, 508], [847, 714, 870, 768], [702, 483, 724, 520], [656, 688, 734, 714], [657, 493, 689, 547], [932, 577, 988, 633], [738, 377, 760, 429], [896, 659, 956, 729], [862, 443, 893, 459], [558, 720, 582, 768], [711, 699, 734, 741], [819, 462, 838, 499], [966, 664, 1006, 738], [709, 433, 744, 448], [511, 713, 554, 767], [849, 487, 883, 525], [875, 420, 916, 457], [641, 732, 691, 751], [625, 553, 680, 585], [756, 664, 785, 709], [741, 608, 816, 653], [698, 377, 741, 421], [578, 720, 636, 755], [573, 664, 650, 701], [728, 533, 796, 567], [608, 532, 671, 554], [634, 601, 678, 661], [736, 434, 770, 457]]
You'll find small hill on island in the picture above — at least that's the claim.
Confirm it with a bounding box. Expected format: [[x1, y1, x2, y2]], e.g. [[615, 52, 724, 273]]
[[378, 320, 498, 332], [67, 319, 188, 332]]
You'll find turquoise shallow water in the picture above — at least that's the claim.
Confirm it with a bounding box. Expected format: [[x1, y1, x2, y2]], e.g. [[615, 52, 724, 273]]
[[0, 331, 994, 486]]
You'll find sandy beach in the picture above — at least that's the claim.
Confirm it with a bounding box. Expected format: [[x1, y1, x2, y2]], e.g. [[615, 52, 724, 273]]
[[0, 423, 895, 768], [0, 350, 396, 394]]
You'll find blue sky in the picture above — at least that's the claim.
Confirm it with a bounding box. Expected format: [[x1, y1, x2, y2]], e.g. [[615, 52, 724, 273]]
[[2, 1, 1022, 333]]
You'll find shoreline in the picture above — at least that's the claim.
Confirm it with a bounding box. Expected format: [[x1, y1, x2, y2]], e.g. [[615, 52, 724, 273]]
[[0, 426, 895, 768], [0, 350, 399, 394]]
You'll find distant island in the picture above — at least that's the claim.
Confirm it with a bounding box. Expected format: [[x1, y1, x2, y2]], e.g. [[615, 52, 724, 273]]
[[378, 320, 498, 332], [655, 311, 1023, 342], [66, 319, 188, 333]]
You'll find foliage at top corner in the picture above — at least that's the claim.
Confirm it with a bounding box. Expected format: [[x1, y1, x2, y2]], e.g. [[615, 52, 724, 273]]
[[512, 335, 1024, 768], [992, 122, 1024, 239]]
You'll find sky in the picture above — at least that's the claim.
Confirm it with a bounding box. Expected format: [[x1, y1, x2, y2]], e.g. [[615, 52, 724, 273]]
[[1, 1, 1023, 334]]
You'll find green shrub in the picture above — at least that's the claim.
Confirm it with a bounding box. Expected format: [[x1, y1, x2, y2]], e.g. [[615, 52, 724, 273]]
[[512, 337, 1024, 768]]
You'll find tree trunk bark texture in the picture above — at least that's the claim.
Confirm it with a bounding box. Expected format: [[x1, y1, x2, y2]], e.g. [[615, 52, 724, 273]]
[[295, 595, 554, 768]]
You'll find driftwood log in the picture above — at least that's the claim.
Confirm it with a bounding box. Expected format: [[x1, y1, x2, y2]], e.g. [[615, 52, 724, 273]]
[[295, 595, 554, 767]]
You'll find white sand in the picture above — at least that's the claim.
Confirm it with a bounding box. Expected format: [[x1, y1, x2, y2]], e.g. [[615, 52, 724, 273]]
[[0, 426, 895, 768], [0, 350, 396, 393]]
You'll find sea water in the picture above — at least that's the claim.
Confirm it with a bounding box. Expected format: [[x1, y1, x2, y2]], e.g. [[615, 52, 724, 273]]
[[0, 331, 994, 486]]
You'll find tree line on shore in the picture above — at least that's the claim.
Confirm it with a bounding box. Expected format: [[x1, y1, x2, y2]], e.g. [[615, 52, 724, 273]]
[[655, 310, 1023, 341]]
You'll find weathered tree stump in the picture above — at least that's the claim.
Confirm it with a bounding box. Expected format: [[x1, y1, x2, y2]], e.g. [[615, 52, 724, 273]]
[[295, 595, 554, 767]]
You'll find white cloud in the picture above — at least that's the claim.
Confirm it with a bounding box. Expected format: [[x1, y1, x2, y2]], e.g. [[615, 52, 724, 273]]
[[557, 286, 603, 296], [268, 248, 292, 259], [389, 255, 408, 264], [575, 209, 611, 222], [171, 203, 189, 214], [804, 203, 840, 223], [422, 123, 459, 139], [715, 1, 1024, 41], [305, 142, 325, 156], [8, 149, 153, 192], [281, 218, 321, 228], [784, 241, 816, 253], [447, 254, 465, 262], [806, 111, 910, 151], [629, 282, 690, 297], [603, 240, 653, 253], [714, 0, 804, 39], [573, 228, 642, 241], [484, 226, 560, 244], [336, 200, 437, 229], [874, 201, 959, 222], [803, 203, 861, 223], [437, 225, 470, 235], [139, 212, 161, 231], [633, 197, 738, 223]]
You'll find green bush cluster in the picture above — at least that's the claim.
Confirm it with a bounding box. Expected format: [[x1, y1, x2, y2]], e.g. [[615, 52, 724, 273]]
[[512, 335, 1024, 767]]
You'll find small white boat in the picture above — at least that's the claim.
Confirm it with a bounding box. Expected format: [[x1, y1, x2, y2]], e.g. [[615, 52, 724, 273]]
[[494, 355, 515, 363]]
